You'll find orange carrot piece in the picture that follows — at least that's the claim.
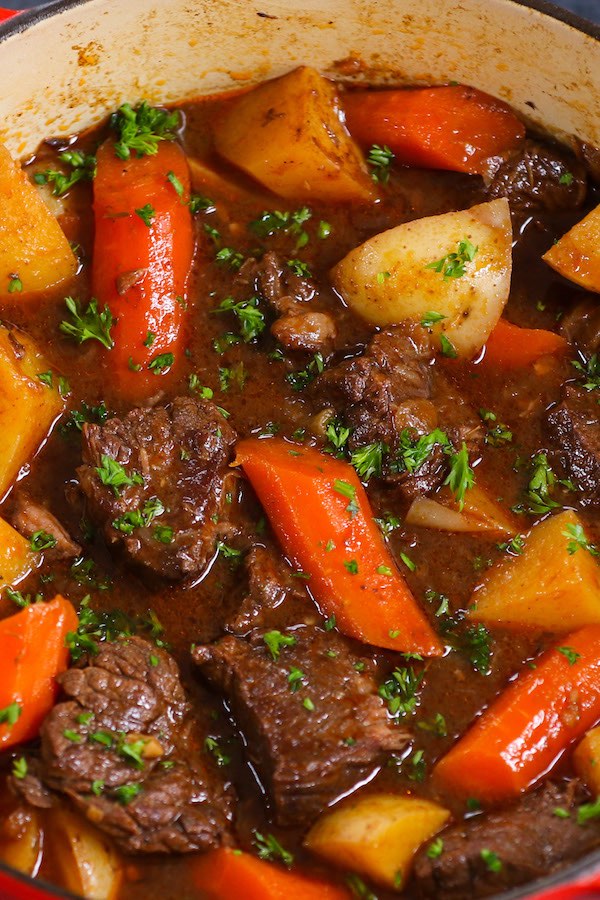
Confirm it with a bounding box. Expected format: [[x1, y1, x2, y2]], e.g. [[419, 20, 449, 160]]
[[235, 439, 443, 655], [192, 848, 349, 900], [479, 318, 568, 369], [434, 625, 600, 803], [0, 595, 77, 749], [343, 85, 525, 175], [92, 139, 194, 402]]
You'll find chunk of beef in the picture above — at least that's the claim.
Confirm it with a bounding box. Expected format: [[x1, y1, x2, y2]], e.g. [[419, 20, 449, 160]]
[[228, 546, 311, 634], [236, 251, 337, 353], [413, 781, 600, 899], [24, 637, 232, 854], [313, 325, 482, 500], [77, 397, 237, 580], [486, 139, 587, 213], [547, 385, 600, 506], [12, 492, 81, 559], [194, 625, 408, 827], [560, 298, 600, 358]]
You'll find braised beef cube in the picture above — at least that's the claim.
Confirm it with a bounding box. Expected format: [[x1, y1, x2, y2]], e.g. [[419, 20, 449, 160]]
[[413, 781, 600, 899], [313, 325, 482, 500], [236, 251, 336, 353], [228, 546, 313, 634], [24, 637, 233, 854], [12, 491, 81, 559], [547, 386, 600, 506], [487, 139, 587, 213], [560, 299, 600, 359], [77, 397, 237, 580], [194, 625, 409, 827]]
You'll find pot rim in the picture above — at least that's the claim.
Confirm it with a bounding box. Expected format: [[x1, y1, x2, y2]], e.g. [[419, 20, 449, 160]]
[[0, 0, 598, 898], [0, 0, 599, 42]]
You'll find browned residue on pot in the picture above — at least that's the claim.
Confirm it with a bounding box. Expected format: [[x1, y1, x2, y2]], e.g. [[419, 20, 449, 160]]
[[73, 42, 102, 67]]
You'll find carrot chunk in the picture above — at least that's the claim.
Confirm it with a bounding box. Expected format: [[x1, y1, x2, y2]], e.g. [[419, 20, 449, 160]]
[[235, 438, 443, 655], [434, 625, 600, 802], [478, 318, 568, 369], [92, 139, 194, 401], [343, 85, 525, 175], [192, 848, 349, 900], [0, 595, 78, 749]]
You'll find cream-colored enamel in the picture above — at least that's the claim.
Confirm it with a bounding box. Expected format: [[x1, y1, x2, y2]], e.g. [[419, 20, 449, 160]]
[[0, 0, 598, 158]]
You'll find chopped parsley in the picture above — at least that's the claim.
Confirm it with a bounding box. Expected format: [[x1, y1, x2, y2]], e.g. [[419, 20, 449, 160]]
[[497, 534, 525, 556], [317, 220, 331, 239], [0, 703, 21, 728], [378, 666, 423, 718], [439, 333, 458, 358], [153, 524, 174, 544], [36, 371, 54, 388], [96, 454, 143, 496], [345, 873, 378, 900], [34, 150, 96, 196], [577, 797, 600, 825], [333, 478, 359, 516], [426, 238, 478, 280], [287, 666, 305, 692], [393, 428, 449, 474], [557, 646, 581, 666], [344, 559, 359, 575], [7, 274, 22, 293], [302, 697, 315, 711], [249, 207, 311, 248], [421, 311, 447, 329], [286, 351, 324, 391], [461, 624, 492, 674], [479, 409, 513, 446], [30, 530, 57, 552], [166, 170, 184, 197], [215, 296, 265, 342], [400, 552, 416, 572], [188, 373, 214, 399], [112, 497, 165, 534], [204, 736, 231, 767], [525, 453, 560, 515], [115, 783, 142, 805], [559, 171, 574, 186], [148, 352, 174, 374], [563, 522, 599, 557], [480, 849, 502, 873], [444, 442, 475, 510], [12, 757, 28, 780], [351, 441, 387, 480], [60, 297, 114, 349], [215, 247, 245, 270], [375, 513, 401, 537], [572, 354, 600, 392], [286, 258, 311, 278], [253, 831, 294, 867], [189, 194, 215, 214], [263, 630, 297, 661], [367, 144, 395, 183], [135, 203, 155, 227], [427, 837, 444, 859], [110, 101, 179, 160]]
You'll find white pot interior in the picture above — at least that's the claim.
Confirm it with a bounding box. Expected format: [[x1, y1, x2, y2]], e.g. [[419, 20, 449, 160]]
[[0, 0, 598, 158]]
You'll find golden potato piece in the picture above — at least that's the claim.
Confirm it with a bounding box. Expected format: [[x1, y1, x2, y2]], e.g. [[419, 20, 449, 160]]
[[213, 66, 374, 203], [543, 203, 600, 292], [305, 793, 450, 889], [0, 142, 76, 296], [0, 325, 64, 498], [0, 515, 36, 592], [46, 808, 122, 900], [469, 510, 600, 632], [331, 198, 512, 357], [574, 727, 600, 796], [0, 808, 42, 876]]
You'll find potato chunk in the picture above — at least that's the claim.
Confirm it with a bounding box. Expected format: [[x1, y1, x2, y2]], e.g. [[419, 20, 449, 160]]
[[0, 516, 36, 592], [468, 510, 600, 632], [0, 325, 64, 498], [46, 808, 122, 900], [0, 808, 42, 876], [305, 793, 450, 889], [332, 198, 512, 357], [543, 203, 600, 292], [0, 143, 76, 296], [213, 66, 374, 203], [574, 727, 600, 795]]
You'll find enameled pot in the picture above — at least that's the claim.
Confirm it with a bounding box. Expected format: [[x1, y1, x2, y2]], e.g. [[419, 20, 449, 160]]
[[0, 1, 599, 897]]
